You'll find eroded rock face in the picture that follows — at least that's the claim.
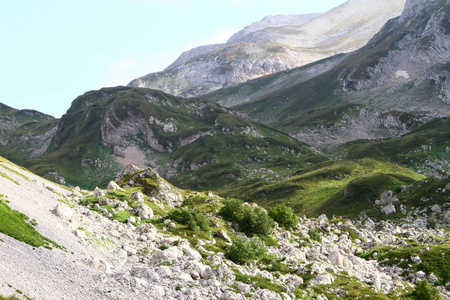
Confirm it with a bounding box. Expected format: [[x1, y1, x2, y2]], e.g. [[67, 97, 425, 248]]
[[128, 0, 405, 99], [101, 105, 169, 153], [116, 164, 183, 207]]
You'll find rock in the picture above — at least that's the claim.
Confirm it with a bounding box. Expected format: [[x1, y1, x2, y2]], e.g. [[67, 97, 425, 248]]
[[168, 222, 176, 228], [237, 282, 251, 293], [134, 204, 153, 220], [220, 290, 240, 300], [74, 229, 87, 239], [381, 203, 396, 215], [131, 192, 145, 203], [156, 266, 172, 278], [128, 216, 136, 224], [182, 247, 202, 260], [431, 205, 441, 213], [215, 230, 232, 243], [94, 187, 105, 197], [151, 247, 184, 263], [107, 181, 124, 191], [428, 273, 439, 283], [54, 203, 73, 221], [309, 273, 334, 286], [411, 255, 422, 264], [443, 211, 450, 224], [98, 197, 112, 206], [415, 271, 426, 279]]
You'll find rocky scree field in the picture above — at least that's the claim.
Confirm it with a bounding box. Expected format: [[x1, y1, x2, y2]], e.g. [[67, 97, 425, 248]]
[[1, 156, 450, 299]]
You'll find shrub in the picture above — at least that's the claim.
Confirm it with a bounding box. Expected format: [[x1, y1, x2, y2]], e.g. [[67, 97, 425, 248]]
[[167, 208, 210, 233], [427, 218, 438, 229], [308, 228, 321, 242], [408, 280, 442, 300], [219, 199, 273, 236], [268, 204, 298, 229], [225, 235, 267, 265]]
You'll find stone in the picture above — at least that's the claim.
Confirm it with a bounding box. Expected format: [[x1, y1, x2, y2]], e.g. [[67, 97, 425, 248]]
[[131, 192, 145, 203], [94, 187, 105, 197], [128, 216, 136, 224], [134, 204, 153, 220], [237, 282, 251, 293], [98, 197, 112, 206], [215, 229, 232, 243], [54, 203, 73, 221], [182, 247, 202, 260], [107, 181, 124, 191], [309, 273, 334, 286], [411, 255, 422, 264], [74, 229, 87, 239], [156, 266, 172, 278], [443, 211, 450, 224], [430, 205, 441, 213], [151, 247, 184, 263], [428, 273, 439, 283], [381, 203, 396, 215]]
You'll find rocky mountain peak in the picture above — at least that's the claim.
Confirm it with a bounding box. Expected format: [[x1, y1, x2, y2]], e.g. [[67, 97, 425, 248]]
[[401, 0, 442, 20]]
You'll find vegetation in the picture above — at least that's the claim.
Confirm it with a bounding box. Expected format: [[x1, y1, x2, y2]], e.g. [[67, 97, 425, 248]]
[[225, 235, 267, 265], [268, 204, 298, 229], [0, 194, 63, 249], [219, 198, 273, 236], [167, 207, 210, 233], [406, 280, 443, 300]]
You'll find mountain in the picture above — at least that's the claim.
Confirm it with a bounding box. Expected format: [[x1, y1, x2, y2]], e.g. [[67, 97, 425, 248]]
[[0, 102, 58, 163], [128, 0, 405, 98], [18, 87, 325, 189], [1, 155, 450, 299], [216, 0, 449, 152]]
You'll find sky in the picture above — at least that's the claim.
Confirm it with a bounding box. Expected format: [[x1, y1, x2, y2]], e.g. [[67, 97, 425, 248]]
[[0, 0, 347, 118]]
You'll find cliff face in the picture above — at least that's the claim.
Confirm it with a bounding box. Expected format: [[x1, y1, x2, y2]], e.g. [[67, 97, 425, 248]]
[[128, 0, 405, 98], [340, 0, 450, 111]]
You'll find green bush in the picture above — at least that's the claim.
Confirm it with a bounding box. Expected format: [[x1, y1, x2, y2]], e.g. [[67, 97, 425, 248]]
[[427, 218, 438, 229], [308, 228, 321, 242], [167, 208, 210, 233], [268, 204, 298, 229], [225, 235, 267, 265], [219, 199, 273, 236], [408, 280, 442, 300]]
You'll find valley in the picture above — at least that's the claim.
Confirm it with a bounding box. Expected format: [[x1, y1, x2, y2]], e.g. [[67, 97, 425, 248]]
[[0, 0, 449, 299]]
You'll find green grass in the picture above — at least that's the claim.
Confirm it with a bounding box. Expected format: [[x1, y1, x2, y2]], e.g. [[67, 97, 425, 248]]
[[0, 194, 63, 249], [356, 242, 450, 285], [0, 171, 19, 185], [219, 159, 424, 218]]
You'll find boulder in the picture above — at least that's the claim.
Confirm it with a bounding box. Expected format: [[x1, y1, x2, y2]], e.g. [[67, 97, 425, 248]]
[[131, 192, 145, 203], [309, 273, 334, 286], [381, 203, 396, 215], [443, 211, 450, 224], [156, 266, 172, 278], [215, 230, 232, 243], [134, 204, 153, 220], [107, 181, 124, 191], [54, 203, 73, 221]]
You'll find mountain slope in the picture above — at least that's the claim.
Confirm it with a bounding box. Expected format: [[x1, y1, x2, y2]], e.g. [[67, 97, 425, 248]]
[[227, 0, 449, 149], [19, 87, 325, 189], [128, 0, 405, 98], [0, 102, 58, 163]]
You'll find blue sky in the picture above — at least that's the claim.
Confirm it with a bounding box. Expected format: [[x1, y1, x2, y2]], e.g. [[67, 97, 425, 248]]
[[0, 0, 347, 118]]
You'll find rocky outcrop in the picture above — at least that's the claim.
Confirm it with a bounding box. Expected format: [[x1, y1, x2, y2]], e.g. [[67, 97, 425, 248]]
[[128, 0, 405, 98], [340, 0, 450, 113]]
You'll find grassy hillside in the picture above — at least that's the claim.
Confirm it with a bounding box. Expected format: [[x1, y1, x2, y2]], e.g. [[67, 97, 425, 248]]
[[340, 117, 450, 174], [22, 87, 326, 189], [219, 159, 425, 218]]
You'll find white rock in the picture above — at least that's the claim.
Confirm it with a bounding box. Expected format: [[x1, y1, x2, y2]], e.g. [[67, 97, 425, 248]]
[[443, 211, 450, 224], [237, 282, 251, 293], [107, 181, 124, 191], [156, 266, 172, 278], [381, 203, 396, 215], [182, 247, 202, 260], [416, 271, 426, 279], [74, 229, 87, 239], [94, 187, 105, 196], [411, 255, 422, 264], [309, 273, 334, 286], [54, 203, 73, 221], [151, 247, 184, 263], [134, 204, 153, 220], [131, 192, 145, 203], [428, 273, 439, 283]]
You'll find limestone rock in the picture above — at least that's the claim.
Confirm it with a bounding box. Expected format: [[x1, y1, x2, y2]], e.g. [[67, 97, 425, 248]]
[[107, 181, 124, 191]]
